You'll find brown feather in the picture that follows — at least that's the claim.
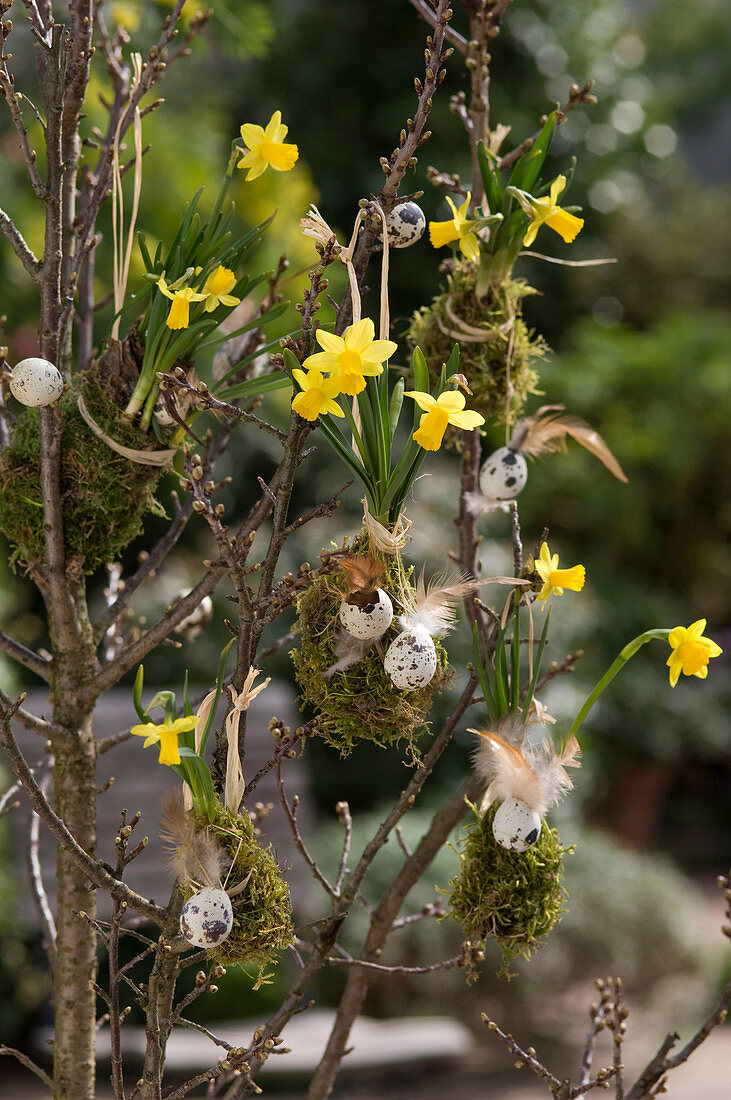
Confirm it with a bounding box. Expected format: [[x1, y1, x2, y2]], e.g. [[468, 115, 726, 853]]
[[341, 553, 385, 605], [161, 790, 227, 889], [512, 407, 628, 482]]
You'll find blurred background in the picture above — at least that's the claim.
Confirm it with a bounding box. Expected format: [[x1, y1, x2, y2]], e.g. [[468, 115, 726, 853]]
[[0, 0, 729, 1094]]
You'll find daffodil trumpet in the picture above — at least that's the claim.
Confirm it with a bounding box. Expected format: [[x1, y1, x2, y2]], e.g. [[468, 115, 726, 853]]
[[567, 622, 722, 739]]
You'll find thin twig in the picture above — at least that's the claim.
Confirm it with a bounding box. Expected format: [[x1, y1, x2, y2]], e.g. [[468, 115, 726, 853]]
[[0, 1046, 53, 1088]]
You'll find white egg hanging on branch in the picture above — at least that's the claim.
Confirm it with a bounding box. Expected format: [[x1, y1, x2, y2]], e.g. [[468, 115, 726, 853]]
[[384, 569, 476, 691], [472, 726, 582, 851], [469, 404, 628, 513], [162, 792, 235, 949], [180, 886, 234, 949], [379, 201, 427, 249], [8, 357, 64, 407]]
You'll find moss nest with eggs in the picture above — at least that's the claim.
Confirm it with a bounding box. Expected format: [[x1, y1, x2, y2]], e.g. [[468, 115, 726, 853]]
[[448, 803, 569, 973], [291, 534, 452, 758], [407, 263, 546, 431], [197, 805, 293, 973], [0, 359, 166, 573]]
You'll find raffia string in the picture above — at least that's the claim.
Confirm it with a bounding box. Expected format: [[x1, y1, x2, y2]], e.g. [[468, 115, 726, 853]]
[[111, 54, 144, 342], [224, 668, 271, 814], [362, 498, 412, 555], [77, 394, 177, 466]]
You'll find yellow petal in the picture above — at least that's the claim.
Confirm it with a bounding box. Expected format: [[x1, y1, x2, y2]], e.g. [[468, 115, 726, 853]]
[[324, 397, 345, 418], [359, 339, 398, 365], [449, 409, 485, 430], [667, 626, 686, 650], [459, 231, 480, 263], [404, 390, 437, 413], [130, 723, 155, 738], [169, 715, 198, 734], [244, 157, 269, 182], [292, 368, 309, 389], [315, 329, 346, 356], [667, 655, 682, 687], [522, 219, 541, 247], [550, 175, 567, 204], [264, 110, 285, 141], [239, 123, 265, 150], [344, 318, 376, 353], [436, 390, 466, 413], [303, 349, 340, 374], [685, 619, 707, 640]]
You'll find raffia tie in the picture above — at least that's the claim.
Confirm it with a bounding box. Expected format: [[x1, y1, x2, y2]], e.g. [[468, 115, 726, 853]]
[[362, 498, 412, 555], [224, 668, 271, 814]]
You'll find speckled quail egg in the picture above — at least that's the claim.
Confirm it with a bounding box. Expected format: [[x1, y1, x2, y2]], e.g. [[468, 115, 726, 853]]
[[382, 202, 426, 249], [339, 589, 394, 640], [180, 887, 233, 949], [384, 625, 437, 690], [478, 446, 528, 503], [9, 357, 64, 406], [492, 797, 542, 852]]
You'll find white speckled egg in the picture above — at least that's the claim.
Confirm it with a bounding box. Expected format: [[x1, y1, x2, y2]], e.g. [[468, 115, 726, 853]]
[[339, 589, 394, 640], [180, 887, 233, 949], [383, 202, 426, 248], [478, 446, 528, 502], [492, 797, 542, 852], [384, 626, 437, 690], [9, 357, 64, 407]]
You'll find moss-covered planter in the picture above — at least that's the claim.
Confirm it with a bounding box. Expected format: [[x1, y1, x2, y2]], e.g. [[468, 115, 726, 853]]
[[190, 805, 293, 975], [448, 803, 570, 973], [407, 262, 546, 430], [0, 358, 166, 572], [291, 535, 452, 758]]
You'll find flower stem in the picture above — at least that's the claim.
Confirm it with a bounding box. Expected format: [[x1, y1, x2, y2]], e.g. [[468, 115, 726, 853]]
[[567, 628, 671, 738]]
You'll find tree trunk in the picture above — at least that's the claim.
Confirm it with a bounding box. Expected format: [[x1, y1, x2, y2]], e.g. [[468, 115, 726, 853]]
[[51, 717, 98, 1100]]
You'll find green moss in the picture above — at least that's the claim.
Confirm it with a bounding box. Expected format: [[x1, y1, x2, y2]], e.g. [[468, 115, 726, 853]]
[[447, 803, 569, 973], [291, 534, 452, 758], [195, 805, 294, 975], [406, 263, 546, 431], [0, 362, 166, 572]]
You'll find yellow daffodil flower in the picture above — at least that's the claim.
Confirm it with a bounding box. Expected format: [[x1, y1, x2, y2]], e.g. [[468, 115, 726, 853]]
[[302, 318, 397, 396], [428, 193, 481, 263], [404, 388, 485, 451], [666, 619, 722, 687], [520, 175, 584, 247], [237, 110, 299, 181], [202, 266, 241, 313], [291, 367, 345, 422], [157, 275, 206, 330], [534, 542, 586, 604], [130, 715, 197, 766]]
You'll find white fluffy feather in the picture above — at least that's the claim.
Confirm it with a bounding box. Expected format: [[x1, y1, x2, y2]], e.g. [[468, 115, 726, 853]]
[[324, 627, 369, 676], [472, 730, 581, 815], [402, 568, 477, 637]]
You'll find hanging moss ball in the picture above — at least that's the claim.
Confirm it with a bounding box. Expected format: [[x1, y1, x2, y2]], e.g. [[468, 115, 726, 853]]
[[194, 804, 294, 973], [0, 359, 167, 573], [448, 803, 569, 973], [291, 534, 452, 757], [406, 262, 546, 432]]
